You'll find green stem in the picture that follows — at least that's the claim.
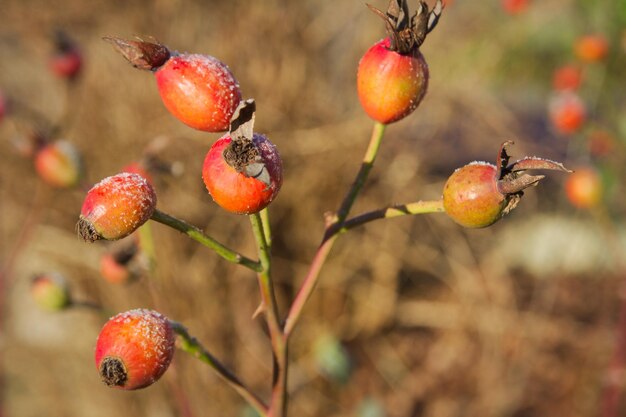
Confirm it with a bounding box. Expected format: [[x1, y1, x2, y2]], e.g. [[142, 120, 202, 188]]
[[171, 322, 268, 416], [249, 213, 287, 417], [284, 122, 386, 338], [340, 200, 445, 233], [260, 208, 272, 249], [150, 209, 261, 272], [334, 121, 386, 225]]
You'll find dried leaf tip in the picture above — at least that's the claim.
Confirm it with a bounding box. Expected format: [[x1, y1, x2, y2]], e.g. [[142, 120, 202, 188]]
[[103, 36, 170, 71]]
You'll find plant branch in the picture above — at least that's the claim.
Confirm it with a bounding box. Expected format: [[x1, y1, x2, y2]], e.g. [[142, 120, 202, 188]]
[[340, 200, 444, 232], [249, 213, 287, 417], [150, 209, 261, 272], [284, 121, 387, 338], [171, 322, 268, 416]]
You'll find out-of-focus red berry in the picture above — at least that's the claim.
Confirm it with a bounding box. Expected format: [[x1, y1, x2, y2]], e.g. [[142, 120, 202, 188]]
[[0, 91, 7, 123], [77, 173, 157, 242], [95, 309, 175, 390], [552, 65, 583, 91], [31, 273, 71, 311], [34, 140, 83, 188], [565, 167, 602, 209], [587, 129, 615, 157], [49, 31, 82, 80], [50, 49, 82, 80], [575, 34, 609, 62], [121, 161, 153, 185], [549, 92, 586, 135], [502, 0, 530, 15]]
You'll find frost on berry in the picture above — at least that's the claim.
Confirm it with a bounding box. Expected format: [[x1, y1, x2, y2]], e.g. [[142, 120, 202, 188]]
[[95, 309, 175, 390], [77, 173, 157, 242]]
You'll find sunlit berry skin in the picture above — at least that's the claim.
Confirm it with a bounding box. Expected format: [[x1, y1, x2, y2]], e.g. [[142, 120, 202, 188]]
[[443, 162, 507, 228], [575, 34, 609, 62], [77, 173, 157, 242], [565, 168, 602, 209], [49, 49, 82, 79], [34, 140, 83, 188], [549, 92, 586, 135], [155, 54, 241, 132], [202, 135, 282, 214], [95, 309, 175, 390], [357, 37, 429, 124], [31, 273, 71, 311]]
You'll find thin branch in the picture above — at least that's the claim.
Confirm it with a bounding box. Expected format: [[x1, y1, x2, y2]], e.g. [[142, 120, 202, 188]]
[[150, 209, 261, 272], [171, 322, 268, 416]]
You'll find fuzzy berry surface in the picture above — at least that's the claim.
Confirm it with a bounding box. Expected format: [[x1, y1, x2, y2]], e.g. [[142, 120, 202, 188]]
[[443, 162, 507, 228], [95, 309, 175, 390], [78, 173, 156, 241], [202, 134, 283, 215], [357, 37, 429, 124], [34, 141, 82, 188], [155, 54, 241, 132]]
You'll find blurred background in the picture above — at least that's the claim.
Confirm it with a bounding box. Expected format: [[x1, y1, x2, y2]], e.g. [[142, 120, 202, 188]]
[[1, 0, 625, 416]]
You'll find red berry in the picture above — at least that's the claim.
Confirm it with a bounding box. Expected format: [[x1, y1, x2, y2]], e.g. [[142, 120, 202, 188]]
[[549, 92, 586, 135], [31, 273, 71, 311], [357, 38, 429, 124], [49, 49, 82, 79], [100, 244, 140, 284], [49, 31, 82, 80], [575, 34, 609, 63], [565, 167, 602, 209], [0, 91, 7, 123], [203, 134, 282, 214], [502, 0, 529, 15], [587, 129, 615, 157], [77, 173, 157, 242], [443, 162, 507, 228], [104, 36, 241, 132], [95, 309, 175, 390], [443, 142, 570, 228], [155, 54, 241, 132], [34, 140, 83, 188], [357, 0, 442, 124], [552, 65, 583, 91]]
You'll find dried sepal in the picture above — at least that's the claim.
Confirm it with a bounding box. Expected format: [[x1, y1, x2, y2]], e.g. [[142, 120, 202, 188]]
[[366, 0, 443, 53], [103, 36, 170, 71]]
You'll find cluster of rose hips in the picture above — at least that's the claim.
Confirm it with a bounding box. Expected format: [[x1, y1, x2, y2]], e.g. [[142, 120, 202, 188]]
[[31, 0, 571, 412]]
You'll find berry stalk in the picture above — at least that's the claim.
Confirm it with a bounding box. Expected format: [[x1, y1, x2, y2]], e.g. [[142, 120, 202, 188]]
[[249, 213, 287, 417], [340, 200, 445, 233], [149, 209, 261, 272], [171, 322, 269, 416]]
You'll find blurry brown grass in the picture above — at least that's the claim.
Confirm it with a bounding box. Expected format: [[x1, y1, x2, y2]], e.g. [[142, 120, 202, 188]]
[[1, 1, 625, 417]]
